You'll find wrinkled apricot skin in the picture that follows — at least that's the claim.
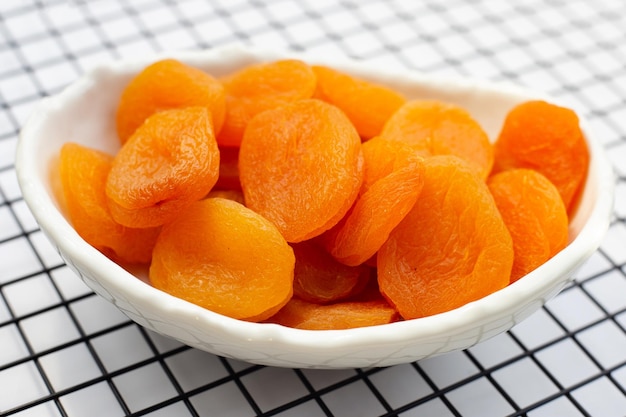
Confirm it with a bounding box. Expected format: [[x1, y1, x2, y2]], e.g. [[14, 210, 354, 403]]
[[150, 198, 295, 322], [291, 240, 369, 304], [239, 99, 364, 242], [312, 65, 406, 140], [381, 100, 494, 179], [106, 107, 220, 228], [218, 59, 316, 147], [378, 155, 513, 319], [492, 100, 589, 215], [322, 137, 425, 266], [488, 169, 569, 283], [58, 143, 160, 264], [267, 298, 399, 330], [207, 189, 245, 205], [116, 59, 226, 143]]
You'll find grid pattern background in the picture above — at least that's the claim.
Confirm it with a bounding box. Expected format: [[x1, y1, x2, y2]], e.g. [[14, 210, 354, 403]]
[[1, 0, 626, 416]]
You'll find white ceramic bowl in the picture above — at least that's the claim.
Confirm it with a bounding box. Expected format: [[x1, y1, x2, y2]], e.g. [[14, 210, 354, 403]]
[[16, 46, 614, 369]]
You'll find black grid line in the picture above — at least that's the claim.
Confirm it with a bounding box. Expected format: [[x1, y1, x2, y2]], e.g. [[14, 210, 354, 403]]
[[1, 0, 626, 416]]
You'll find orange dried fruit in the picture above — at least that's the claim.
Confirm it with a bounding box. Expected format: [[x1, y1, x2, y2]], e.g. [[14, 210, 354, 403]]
[[312, 65, 406, 139], [268, 298, 399, 330], [381, 100, 494, 179], [49, 155, 67, 216], [217, 59, 316, 147], [57, 143, 160, 264], [492, 100, 589, 215], [116, 58, 226, 143], [239, 99, 364, 242], [206, 189, 245, 205], [322, 136, 424, 266], [150, 197, 295, 322], [377, 155, 513, 319], [488, 169, 569, 283], [291, 240, 369, 304], [106, 106, 220, 228]]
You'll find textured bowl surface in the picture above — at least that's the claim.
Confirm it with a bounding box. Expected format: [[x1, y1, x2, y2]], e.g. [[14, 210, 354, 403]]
[[16, 46, 614, 369]]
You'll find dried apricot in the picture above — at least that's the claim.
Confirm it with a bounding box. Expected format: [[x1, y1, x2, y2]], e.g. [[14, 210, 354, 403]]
[[150, 197, 294, 322], [312, 65, 406, 139], [381, 100, 494, 179], [116, 58, 225, 143], [106, 107, 220, 228], [492, 100, 589, 215], [377, 155, 513, 319], [291, 240, 369, 304], [488, 169, 569, 283], [322, 136, 424, 266], [267, 298, 399, 330], [217, 59, 316, 147], [206, 189, 245, 205], [58, 143, 160, 264], [239, 99, 364, 242]]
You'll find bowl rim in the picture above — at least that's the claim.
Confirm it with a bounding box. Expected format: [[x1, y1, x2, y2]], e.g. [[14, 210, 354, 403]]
[[15, 45, 616, 364]]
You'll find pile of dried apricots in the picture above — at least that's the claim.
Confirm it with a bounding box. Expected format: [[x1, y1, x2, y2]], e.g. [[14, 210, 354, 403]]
[[55, 57, 589, 330]]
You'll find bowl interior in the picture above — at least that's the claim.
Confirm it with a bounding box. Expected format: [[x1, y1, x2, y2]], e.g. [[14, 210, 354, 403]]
[[15, 46, 614, 368]]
